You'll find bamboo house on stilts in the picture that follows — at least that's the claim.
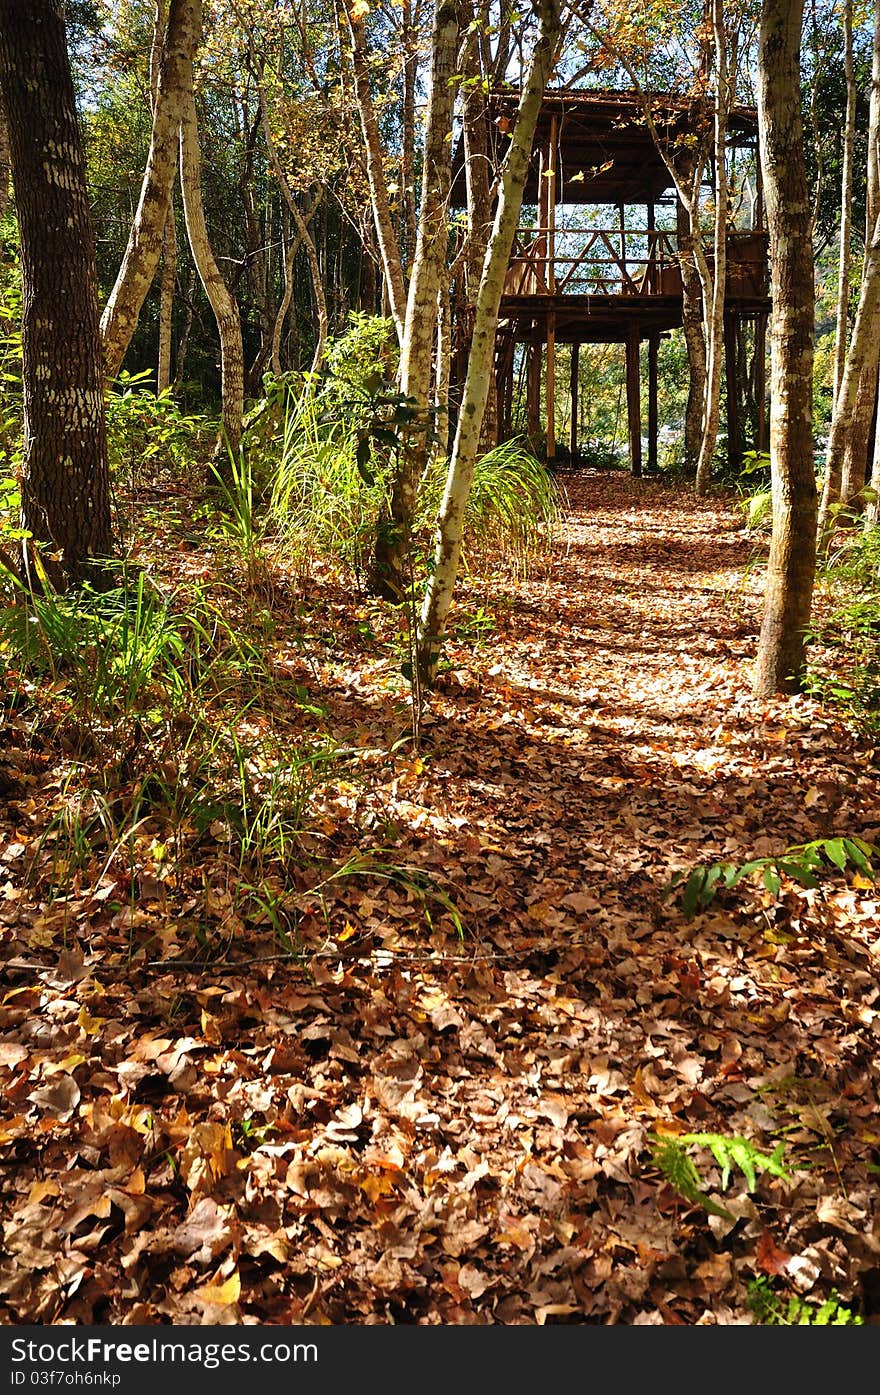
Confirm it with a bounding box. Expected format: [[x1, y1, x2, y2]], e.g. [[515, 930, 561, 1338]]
[[449, 89, 771, 474]]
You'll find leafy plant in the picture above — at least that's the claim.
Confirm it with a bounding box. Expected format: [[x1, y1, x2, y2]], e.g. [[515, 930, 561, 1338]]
[[805, 520, 880, 735], [666, 835, 878, 915], [651, 1131, 790, 1220], [747, 1276, 863, 1326], [106, 371, 212, 484]]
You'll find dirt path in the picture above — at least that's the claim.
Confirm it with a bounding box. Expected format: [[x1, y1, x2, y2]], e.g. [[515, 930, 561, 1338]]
[[2, 475, 879, 1326]]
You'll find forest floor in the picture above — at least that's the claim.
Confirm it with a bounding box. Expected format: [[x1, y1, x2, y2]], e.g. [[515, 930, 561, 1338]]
[[2, 472, 880, 1325]]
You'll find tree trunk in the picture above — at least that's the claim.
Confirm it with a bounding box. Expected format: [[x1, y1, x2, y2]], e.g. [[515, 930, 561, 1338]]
[[157, 203, 176, 393], [346, 5, 407, 341], [867, 357, 880, 525], [677, 189, 708, 471], [753, 0, 817, 696], [100, 0, 201, 380], [400, 0, 419, 267], [271, 200, 319, 379], [820, 0, 880, 528], [840, 0, 880, 509], [817, 226, 880, 540], [694, 0, 731, 496], [179, 83, 244, 462], [417, 0, 562, 682], [257, 77, 328, 380], [0, 0, 111, 585], [434, 282, 452, 459], [371, 0, 459, 600], [832, 0, 855, 407], [840, 358, 879, 504], [460, 0, 497, 449], [0, 96, 9, 224]]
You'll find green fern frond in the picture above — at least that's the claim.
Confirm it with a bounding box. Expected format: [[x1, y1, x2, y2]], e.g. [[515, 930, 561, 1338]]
[[748, 1277, 863, 1326], [678, 1134, 791, 1191], [651, 1132, 790, 1220], [650, 1137, 734, 1219]]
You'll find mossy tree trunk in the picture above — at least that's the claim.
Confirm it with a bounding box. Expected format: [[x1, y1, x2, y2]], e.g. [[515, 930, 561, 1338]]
[[417, 0, 562, 683], [753, 0, 818, 695]]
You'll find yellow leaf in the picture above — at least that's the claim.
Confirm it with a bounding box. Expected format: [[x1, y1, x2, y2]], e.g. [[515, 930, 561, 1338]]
[[197, 1271, 241, 1306], [51, 1052, 87, 1072], [77, 1005, 105, 1036], [360, 1172, 396, 1203], [200, 1009, 221, 1045], [852, 872, 874, 890], [804, 785, 820, 808], [126, 1168, 146, 1195], [26, 1179, 60, 1206], [349, 0, 370, 18], [496, 1223, 533, 1250]]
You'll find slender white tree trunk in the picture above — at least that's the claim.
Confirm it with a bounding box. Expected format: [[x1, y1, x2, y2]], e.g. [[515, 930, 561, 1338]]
[[841, 0, 880, 507], [270, 201, 318, 379], [417, 0, 562, 682], [157, 203, 176, 393], [100, 0, 200, 379], [256, 76, 327, 378], [817, 219, 880, 542], [832, 0, 855, 406], [867, 356, 880, 525], [695, 0, 731, 495], [346, 5, 407, 341], [434, 282, 452, 460], [371, 0, 459, 599], [179, 83, 244, 461]]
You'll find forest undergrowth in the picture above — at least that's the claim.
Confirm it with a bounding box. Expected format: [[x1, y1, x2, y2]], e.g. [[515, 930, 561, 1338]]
[[1, 465, 879, 1325]]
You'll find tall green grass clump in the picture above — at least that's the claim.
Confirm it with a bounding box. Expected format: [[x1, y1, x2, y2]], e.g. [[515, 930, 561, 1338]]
[[420, 437, 562, 577]]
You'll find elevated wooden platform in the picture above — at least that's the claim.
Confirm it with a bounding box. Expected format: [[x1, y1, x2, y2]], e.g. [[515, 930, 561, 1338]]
[[450, 88, 769, 474]]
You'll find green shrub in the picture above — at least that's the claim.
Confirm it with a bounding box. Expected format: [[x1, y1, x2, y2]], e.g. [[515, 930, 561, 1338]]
[[806, 519, 880, 734]]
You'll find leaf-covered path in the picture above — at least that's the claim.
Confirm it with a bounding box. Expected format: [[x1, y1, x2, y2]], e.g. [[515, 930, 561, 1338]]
[[2, 474, 880, 1325]]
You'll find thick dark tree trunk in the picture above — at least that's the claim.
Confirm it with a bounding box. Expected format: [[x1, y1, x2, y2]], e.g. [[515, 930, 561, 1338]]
[[0, 0, 112, 586], [754, 0, 817, 695]]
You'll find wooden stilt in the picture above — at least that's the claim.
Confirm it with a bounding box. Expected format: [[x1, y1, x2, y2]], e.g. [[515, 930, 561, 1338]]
[[648, 332, 659, 472], [626, 325, 642, 477], [547, 116, 558, 295], [526, 323, 542, 449], [646, 202, 656, 291], [755, 313, 768, 452], [725, 312, 741, 472], [569, 342, 579, 467], [546, 310, 556, 464]]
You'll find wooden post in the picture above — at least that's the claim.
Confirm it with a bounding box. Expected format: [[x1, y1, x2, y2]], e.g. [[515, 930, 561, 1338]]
[[755, 312, 768, 452], [648, 331, 659, 472], [569, 341, 579, 466], [618, 202, 626, 292], [547, 115, 557, 294], [646, 203, 656, 291], [546, 308, 556, 463], [725, 311, 740, 472], [537, 143, 548, 291], [626, 325, 642, 477], [527, 322, 542, 449]]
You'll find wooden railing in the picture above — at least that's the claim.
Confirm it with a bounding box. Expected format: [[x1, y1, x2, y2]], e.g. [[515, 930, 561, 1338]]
[[503, 227, 768, 298]]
